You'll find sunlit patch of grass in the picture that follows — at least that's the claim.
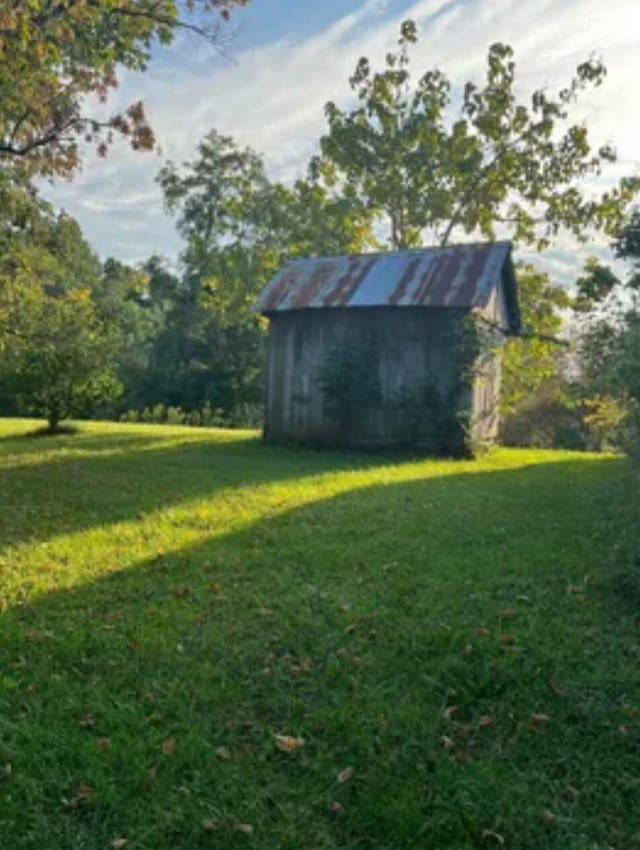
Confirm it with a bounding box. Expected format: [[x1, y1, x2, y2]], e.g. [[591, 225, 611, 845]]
[[0, 419, 637, 850]]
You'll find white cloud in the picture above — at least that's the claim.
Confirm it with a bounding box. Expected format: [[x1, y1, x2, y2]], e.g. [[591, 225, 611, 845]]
[[40, 0, 640, 278]]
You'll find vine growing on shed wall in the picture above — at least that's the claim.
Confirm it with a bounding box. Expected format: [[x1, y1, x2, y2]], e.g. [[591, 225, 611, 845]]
[[318, 334, 381, 438], [393, 314, 498, 455]]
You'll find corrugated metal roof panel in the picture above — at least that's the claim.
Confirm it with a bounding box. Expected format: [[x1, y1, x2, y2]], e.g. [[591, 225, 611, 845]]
[[257, 242, 517, 329]]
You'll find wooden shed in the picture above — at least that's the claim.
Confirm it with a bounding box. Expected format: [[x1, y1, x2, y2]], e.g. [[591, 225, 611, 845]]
[[256, 241, 520, 454]]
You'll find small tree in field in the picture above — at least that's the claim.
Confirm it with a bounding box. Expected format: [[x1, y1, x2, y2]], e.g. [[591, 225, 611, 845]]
[[4, 287, 121, 432]]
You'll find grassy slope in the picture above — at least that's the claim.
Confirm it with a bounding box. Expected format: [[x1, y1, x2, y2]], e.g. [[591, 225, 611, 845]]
[[0, 419, 638, 850]]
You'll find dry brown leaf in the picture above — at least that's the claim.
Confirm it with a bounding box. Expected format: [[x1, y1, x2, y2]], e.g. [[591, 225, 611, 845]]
[[478, 715, 494, 728], [143, 765, 157, 792], [275, 734, 304, 752], [111, 840, 128, 850], [530, 713, 552, 724], [441, 735, 455, 750], [564, 783, 579, 800], [540, 809, 556, 826], [337, 766, 354, 784], [481, 829, 505, 845], [162, 738, 176, 755], [234, 822, 254, 835], [202, 818, 219, 831]]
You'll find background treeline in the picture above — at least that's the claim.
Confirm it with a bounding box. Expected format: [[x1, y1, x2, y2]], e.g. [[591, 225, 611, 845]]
[[0, 18, 639, 456]]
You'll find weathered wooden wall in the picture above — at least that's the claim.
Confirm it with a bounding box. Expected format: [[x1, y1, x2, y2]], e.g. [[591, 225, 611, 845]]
[[264, 307, 487, 452]]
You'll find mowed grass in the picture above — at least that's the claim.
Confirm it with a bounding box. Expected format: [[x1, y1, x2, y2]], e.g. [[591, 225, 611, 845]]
[[0, 419, 639, 850]]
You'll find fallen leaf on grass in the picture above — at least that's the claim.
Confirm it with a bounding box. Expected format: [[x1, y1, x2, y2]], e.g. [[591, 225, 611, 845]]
[[215, 746, 231, 760], [478, 715, 493, 728], [275, 735, 304, 752], [234, 823, 254, 835], [530, 713, 552, 724], [564, 783, 579, 800], [328, 801, 345, 817], [111, 840, 128, 849], [337, 766, 354, 784], [143, 765, 157, 792], [162, 738, 176, 755], [481, 829, 505, 845], [202, 818, 219, 831], [540, 809, 556, 826], [63, 783, 92, 812], [441, 735, 455, 750]]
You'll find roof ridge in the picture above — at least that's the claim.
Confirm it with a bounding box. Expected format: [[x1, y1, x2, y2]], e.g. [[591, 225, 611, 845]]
[[286, 240, 512, 263]]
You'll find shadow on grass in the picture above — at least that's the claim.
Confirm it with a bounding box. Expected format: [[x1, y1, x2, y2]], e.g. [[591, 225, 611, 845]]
[[0, 425, 425, 551], [0, 453, 638, 850]]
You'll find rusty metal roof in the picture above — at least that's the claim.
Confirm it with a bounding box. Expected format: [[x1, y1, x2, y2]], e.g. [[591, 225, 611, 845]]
[[257, 241, 520, 331]]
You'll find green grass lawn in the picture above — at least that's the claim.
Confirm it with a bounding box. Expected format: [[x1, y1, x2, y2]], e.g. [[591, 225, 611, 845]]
[[0, 419, 639, 850]]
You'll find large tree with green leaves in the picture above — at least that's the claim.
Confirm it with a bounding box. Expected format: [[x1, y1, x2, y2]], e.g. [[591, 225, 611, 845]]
[[0, 0, 249, 177], [155, 129, 374, 415], [319, 20, 638, 250]]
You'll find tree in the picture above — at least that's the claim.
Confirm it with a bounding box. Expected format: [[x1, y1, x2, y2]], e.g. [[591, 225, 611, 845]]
[[0, 0, 249, 177], [613, 208, 640, 291], [577, 212, 640, 455], [574, 257, 621, 313], [500, 264, 572, 417], [155, 130, 374, 415], [0, 170, 101, 353], [2, 287, 121, 431], [319, 20, 639, 250]]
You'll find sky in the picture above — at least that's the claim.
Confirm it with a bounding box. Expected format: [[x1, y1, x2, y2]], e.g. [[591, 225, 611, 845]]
[[41, 0, 640, 283]]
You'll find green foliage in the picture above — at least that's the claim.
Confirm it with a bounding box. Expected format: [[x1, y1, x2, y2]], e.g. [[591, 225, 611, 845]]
[[579, 311, 640, 456], [318, 335, 382, 436], [0, 421, 638, 849], [574, 257, 621, 312], [501, 264, 571, 417], [0, 1, 249, 177], [1, 288, 121, 430], [119, 401, 261, 429], [154, 130, 374, 419], [576, 212, 640, 457], [613, 207, 640, 289], [319, 20, 638, 249]]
